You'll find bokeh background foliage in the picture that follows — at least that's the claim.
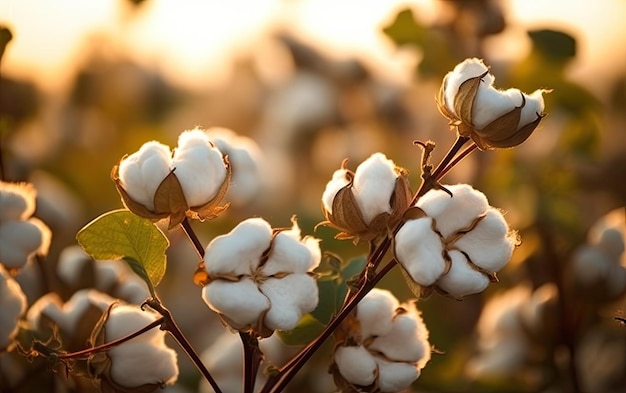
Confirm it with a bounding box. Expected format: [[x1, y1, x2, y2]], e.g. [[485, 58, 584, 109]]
[[1, 0, 626, 392]]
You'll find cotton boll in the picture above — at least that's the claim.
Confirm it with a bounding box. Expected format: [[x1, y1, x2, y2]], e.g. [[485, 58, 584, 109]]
[[105, 305, 160, 343], [202, 279, 269, 328], [0, 266, 27, 350], [108, 341, 178, 387], [519, 90, 546, 129], [27, 290, 116, 335], [368, 312, 431, 364], [466, 337, 527, 378], [114, 279, 150, 305], [352, 153, 397, 224], [0, 221, 43, 269], [118, 141, 172, 211], [262, 223, 320, 275], [418, 184, 488, 239], [204, 218, 272, 276], [477, 285, 529, 337], [395, 217, 446, 286], [437, 250, 490, 297], [321, 168, 350, 214], [56, 246, 91, 286], [375, 357, 420, 393], [205, 127, 263, 206], [0, 181, 36, 221], [261, 275, 318, 331], [172, 129, 227, 207], [452, 208, 515, 272], [356, 288, 398, 338], [334, 346, 377, 387], [472, 87, 522, 129], [443, 58, 491, 115]]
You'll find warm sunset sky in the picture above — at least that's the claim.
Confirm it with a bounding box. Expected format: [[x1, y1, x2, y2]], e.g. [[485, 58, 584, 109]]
[[1, 0, 625, 92]]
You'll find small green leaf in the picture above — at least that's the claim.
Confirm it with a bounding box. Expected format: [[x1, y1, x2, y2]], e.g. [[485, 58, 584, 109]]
[[76, 209, 169, 297], [277, 314, 325, 346]]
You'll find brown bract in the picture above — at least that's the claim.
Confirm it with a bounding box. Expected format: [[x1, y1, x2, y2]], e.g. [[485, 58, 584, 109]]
[[317, 167, 412, 244], [111, 156, 231, 229], [436, 72, 545, 150]]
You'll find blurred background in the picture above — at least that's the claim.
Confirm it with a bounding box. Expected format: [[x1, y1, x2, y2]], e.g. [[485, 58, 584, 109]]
[[1, 0, 626, 392]]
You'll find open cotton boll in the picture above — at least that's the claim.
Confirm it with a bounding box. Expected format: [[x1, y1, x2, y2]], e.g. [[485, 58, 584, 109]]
[[262, 225, 321, 275], [204, 218, 272, 276], [202, 279, 269, 328], [452, 208, 515, 272], [0, 221, 44, 269], [442, 58, 492, 115], [261, 274, 318, 331], [118, 141, 172, 211], [356, 289, 398, 338], [519, 90, 546, 129], [105, 305, 161, 343], [206, 127, 263, 205], [375, 357, 421, 393], [321, 168, 350, 214], [27, 290, 115, 335], [472, 88, 523, 130], [368, 312, 431, 364], [0, 266, 27, 350], [352, 153, 397, 224], [437, 250, 490, 297], [466, 337, 527, 378], [0, 182, 36, 221], [334, 346, 377, 387], [395, 217, 446, 286], [108, 341, 178, 388], [418, 184, 489, 239], [172, 129, 227, 207]]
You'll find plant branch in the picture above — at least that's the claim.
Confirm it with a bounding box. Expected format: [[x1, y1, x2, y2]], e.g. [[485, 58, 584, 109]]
[[181, 217, 206, 259], [240, 332, 262, 393], [55, 317, 165, 360], [145, 298, 221, 393], [262, 259, 397, 393]]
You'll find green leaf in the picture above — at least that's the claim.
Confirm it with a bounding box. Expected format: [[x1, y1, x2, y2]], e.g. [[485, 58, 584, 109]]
[[76, 209, 169, 297], [311, 256, 367, 324], [277, 314, 325, 346], [529, 29, 576, 63]]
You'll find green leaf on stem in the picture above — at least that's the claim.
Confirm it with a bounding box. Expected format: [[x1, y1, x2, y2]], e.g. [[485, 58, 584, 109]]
[[277, 314, 325, 346], [76, 209, 169, 297]]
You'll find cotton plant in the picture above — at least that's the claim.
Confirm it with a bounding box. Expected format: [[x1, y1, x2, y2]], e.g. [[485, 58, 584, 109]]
[[0, 181, 51, 271], [26, 289, 178, 391], [14, 59, 551, 393]]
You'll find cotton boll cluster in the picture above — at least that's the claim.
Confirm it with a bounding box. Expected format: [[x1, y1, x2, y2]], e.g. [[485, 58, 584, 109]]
[[395, 184, 517, 298], [320, 152, 412, 242], [0, 181, 51, 270], [27, 289, 178, 390], [436, 57, 547, 150], [205, 127, 263, 206], [332, 289, 431, 393], [113, 128, 230, 227], [201, 217, 321, 337], [466, 283, 558, 379], [571, 207, 626, 301], [0, 265, 27, 351], [56, 245, 150, 304]]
